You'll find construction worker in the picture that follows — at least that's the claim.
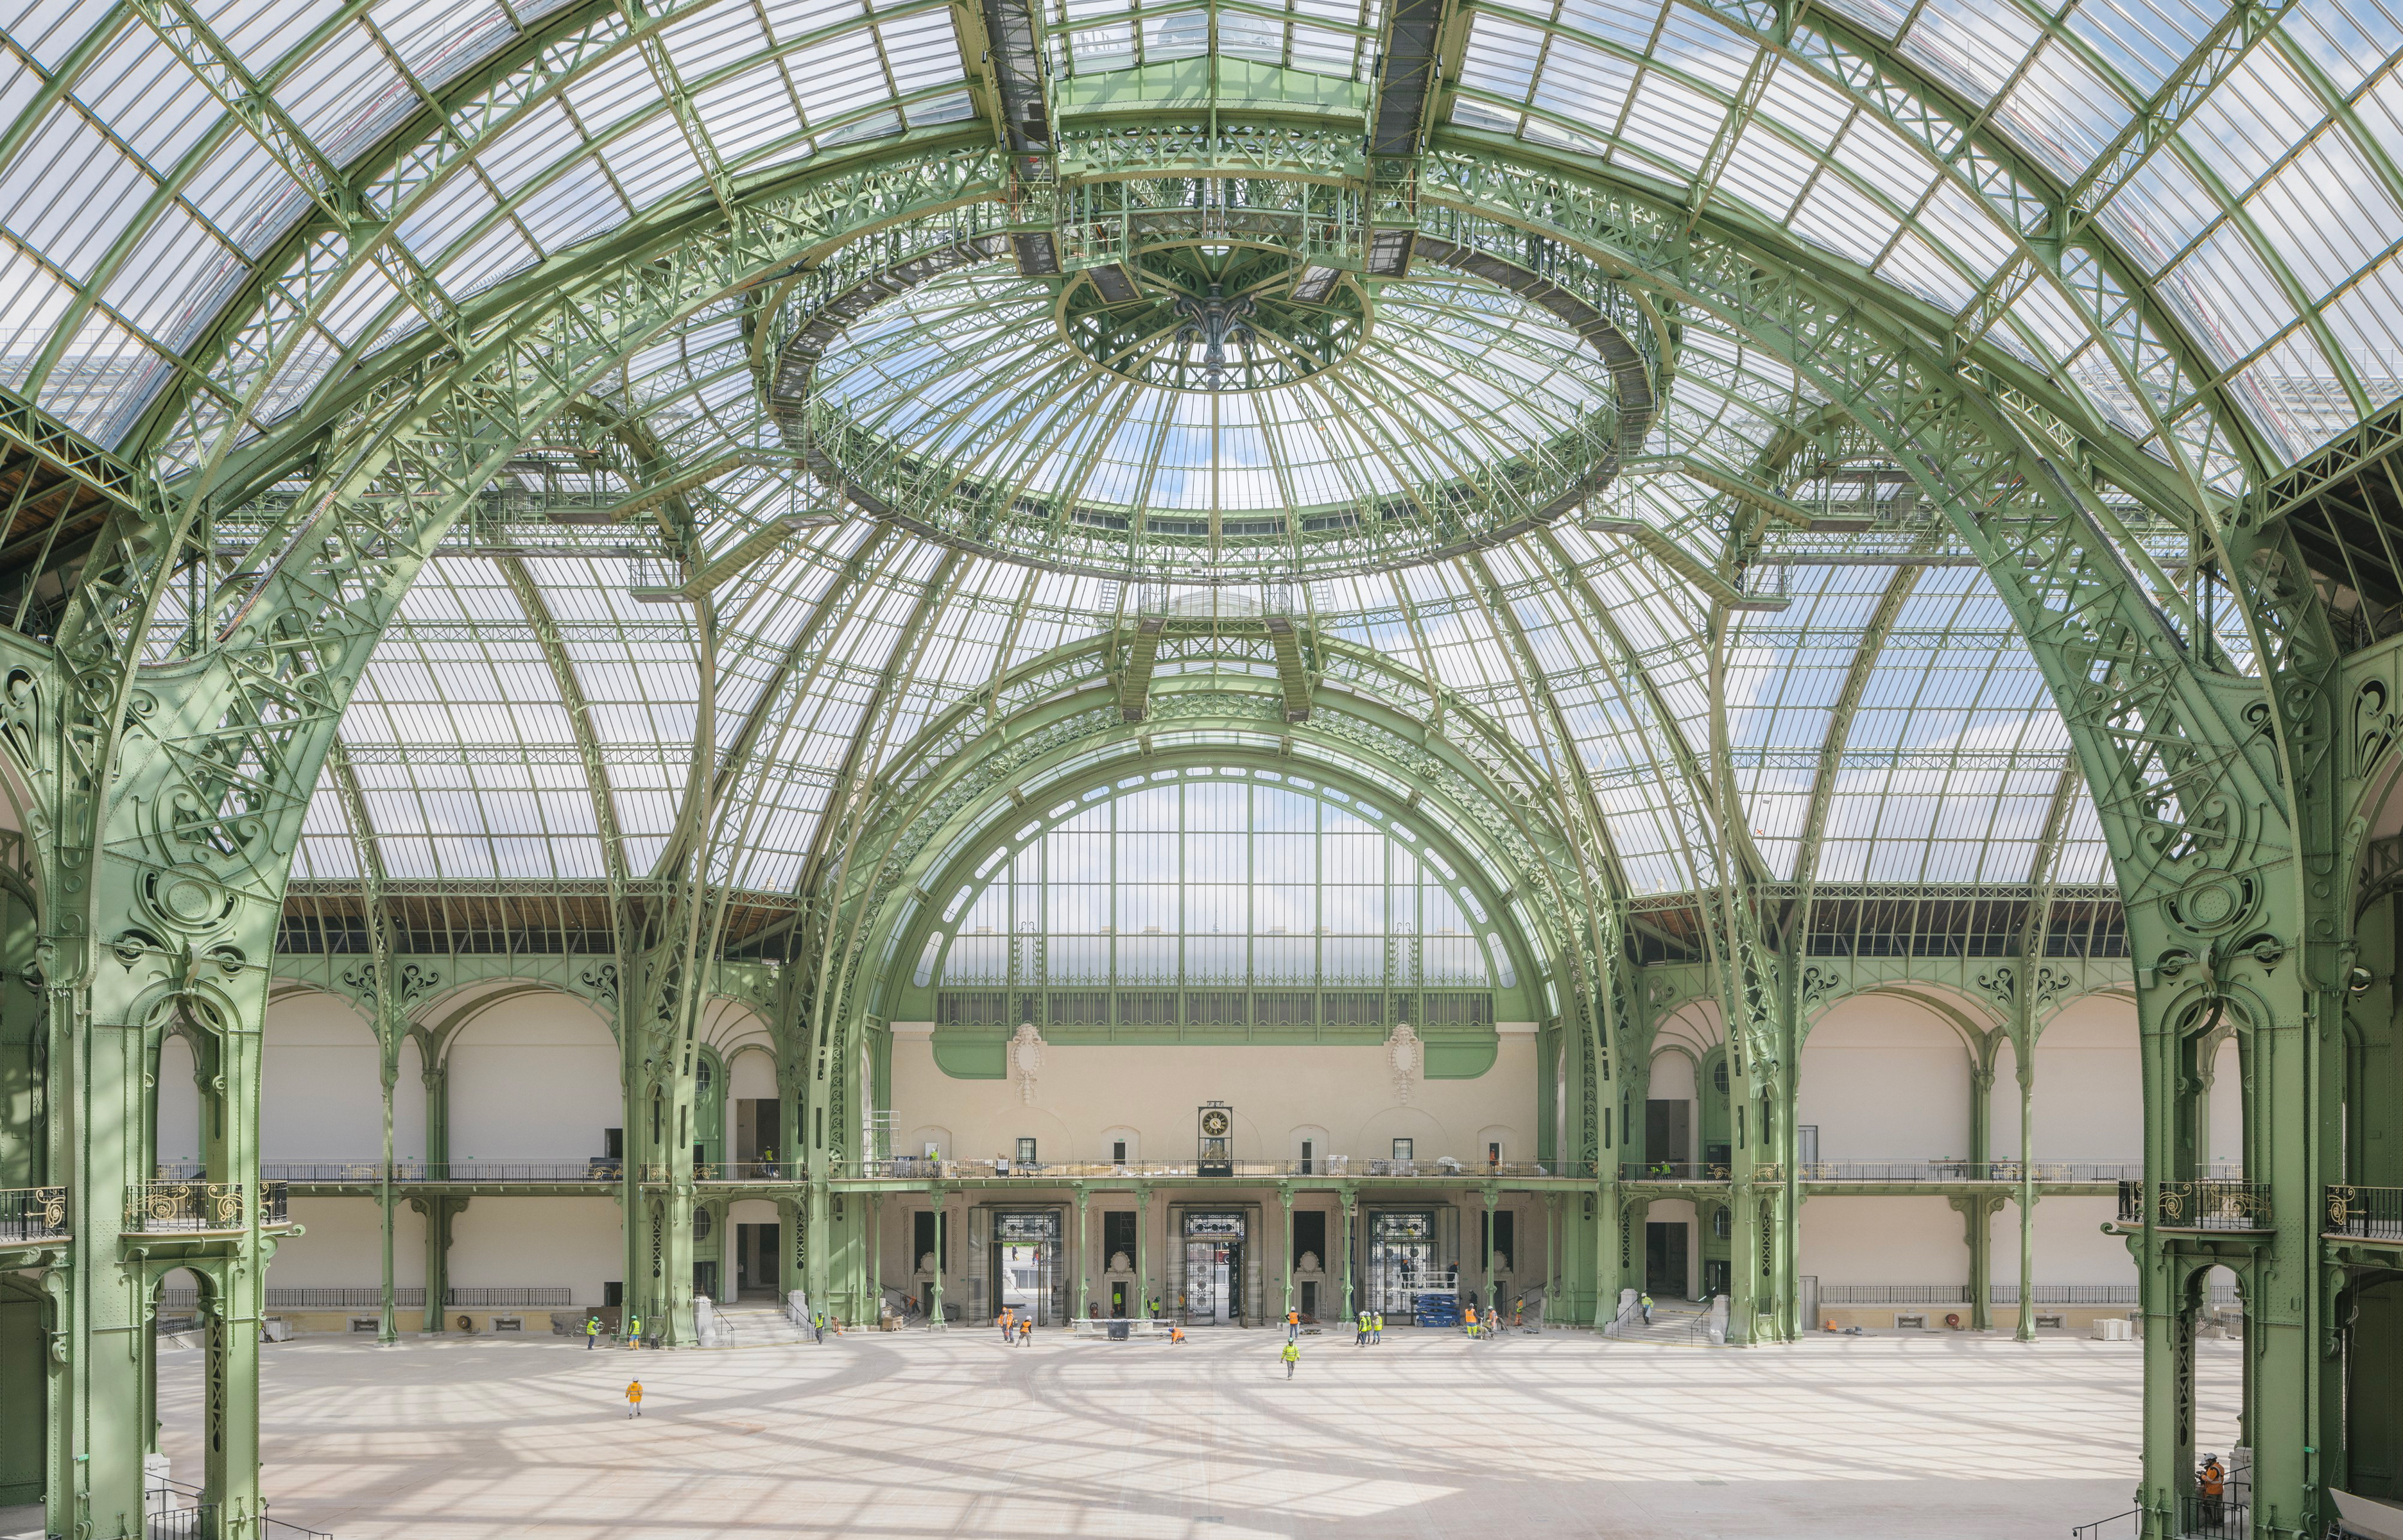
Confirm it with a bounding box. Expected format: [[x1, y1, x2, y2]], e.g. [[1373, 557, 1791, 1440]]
[[1281, 1339, 1300, 1379], [1465, 1303, 1478, 1339], [626, 1313, 641, 1348], [1169, 1326, 1185, 1345], [1286, 1308, 1300, 1342], [1372, 1310, 1384, 1343], [1639, 1292, 1653, 1326], [999, 1305, 1014, 1343], [2198, 1454, 2226, 1527], [1017, 1316, 1033, 1348], [811, 1309, 825, 1344], [624, 1378, 643, 1419], [585, 1314, 600, 1349], [1354, 1309, 1367, 1345]]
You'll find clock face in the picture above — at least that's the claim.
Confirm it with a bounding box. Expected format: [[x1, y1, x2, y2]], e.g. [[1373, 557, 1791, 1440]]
[[1201, 1109, 1230, 1137]]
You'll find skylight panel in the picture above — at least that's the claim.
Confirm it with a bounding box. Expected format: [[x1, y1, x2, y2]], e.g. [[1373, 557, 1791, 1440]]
[[1896, 0, 2046, 108], [1142, 8, 1210, 62], [2058, 0, 2215, 99], [1460, 15, 1542, 101], [2180, 47, 2315, 193], [1650, 7, 1755, 99], [2248, 134, 2403, 302], [76, 31, 220, 171], [397, 170, 497, 258], [182, 132, 311, 256], [277, 27, 416, 168], [759, 0, 868, 45], [1614, 71, 1716, 178], [1292, 24, 1363, 76], [1787, 174, 1902, 273], [789, 31, 892, 123], [598, 130, 706, 209], [1877, 230, 1974, 311], [2092, 149, 2216, 276], [0, 107, 153, 280], [1992, 38, 2130, 185], [368, 0, 518, 92], [1915, 179, 2015, 282], [438, 221, 538, 297], [882, 13, 966, 92], [510, 155, 631, 254], [2325, 257, 2403, 409], [661, 2, 773, 74], [1530, 42, 1638, 137], [2284, 0, 2403, 99], [98, 208, 245, 350], [2164, 225, 2298, 366], [3, 0, 116, 70], [476, 100, 586, 200], [2232, 330, 2345, 465], [35, 314, 166, 443], [691, 64, 802, 163]]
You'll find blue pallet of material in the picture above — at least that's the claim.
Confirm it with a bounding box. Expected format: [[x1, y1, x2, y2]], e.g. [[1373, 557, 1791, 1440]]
[[1413, 1293, 1461, 1328]]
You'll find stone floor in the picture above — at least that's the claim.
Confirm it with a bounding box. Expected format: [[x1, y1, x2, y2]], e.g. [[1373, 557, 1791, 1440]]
[[147, 1326, 2244, 1539]]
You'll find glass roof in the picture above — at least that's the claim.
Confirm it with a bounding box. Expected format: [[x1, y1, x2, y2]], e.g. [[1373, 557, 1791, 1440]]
[[800, 255, 1628, 579], [3, 0, 2395, 907]]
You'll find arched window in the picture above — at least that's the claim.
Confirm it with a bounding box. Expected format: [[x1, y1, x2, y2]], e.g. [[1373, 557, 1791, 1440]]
[[920, 770, 1523, 1026]]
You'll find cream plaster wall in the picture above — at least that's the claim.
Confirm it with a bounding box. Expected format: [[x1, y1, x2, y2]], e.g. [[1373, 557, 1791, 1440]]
[[262, 993, 382, 1160], [2031, 996, 2142, 1163], [447, 993, 619, 1161], [1988, 1195, 2134, 1287], [1798, 997, 1972, 1159], [1647, 1052, 1696, 1101], [449, 1197, 619, 1303], [268, 1197, 424, 1289], [887, 1030, 1537, 1166], [1798, 1196, 1970, 1287]]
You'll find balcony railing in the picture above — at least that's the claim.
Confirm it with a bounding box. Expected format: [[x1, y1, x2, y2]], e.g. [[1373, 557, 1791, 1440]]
[[261, 1160, 621, 1184], [1621, 1162, 1734, 1181], [1796, 1160, 2149, 1182], [0, 1185, 68, 1242], [830, 1156, 1600, 1181], [639, 1161, 806, 1183], [2326, 1184, 2403, 1240], [2118, 1179, 2273, 1231], [125, 1181, 288, 1233]]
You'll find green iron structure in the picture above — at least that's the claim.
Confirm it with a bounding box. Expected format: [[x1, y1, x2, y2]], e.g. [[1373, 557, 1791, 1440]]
[[0, 0, 2394, 1534]]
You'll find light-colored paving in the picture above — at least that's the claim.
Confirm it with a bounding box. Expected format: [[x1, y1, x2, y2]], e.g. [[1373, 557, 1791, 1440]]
[[154, 1326, 2242, 1539]]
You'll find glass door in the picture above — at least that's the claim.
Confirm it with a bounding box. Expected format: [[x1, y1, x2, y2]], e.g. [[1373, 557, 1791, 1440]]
[[1370, 1211, 1438, 1317], [993, 1211, 1062, 1324], [1182, 1212, 1244, 1324]]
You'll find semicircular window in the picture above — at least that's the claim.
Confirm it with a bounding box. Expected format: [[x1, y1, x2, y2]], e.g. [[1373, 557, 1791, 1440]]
[[927, 773, 1513, 1020]]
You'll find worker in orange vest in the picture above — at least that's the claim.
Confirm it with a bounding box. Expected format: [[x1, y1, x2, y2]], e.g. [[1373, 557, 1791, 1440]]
[[2198, 1454, 2226, 1527], [1286, 1308, 1300, 1342]]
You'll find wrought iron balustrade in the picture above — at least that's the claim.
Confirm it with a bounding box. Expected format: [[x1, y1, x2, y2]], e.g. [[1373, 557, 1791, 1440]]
[[417, 1161, 618, 1185], [125, 1182, 287, 1232], [829, 1156, 1596, 1180], [2118, 1179, 2273, 1231], [261, 1161, 390, 1183], [0, 1185, 68, 1242], [2325, 1185, 2403, 1240], [1621, 1161, 1733, 1181], [145, 1502, 214, 1540]]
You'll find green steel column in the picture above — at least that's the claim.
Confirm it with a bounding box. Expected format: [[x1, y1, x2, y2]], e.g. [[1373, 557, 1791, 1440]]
[[422, 1060, 451, 1335], [1481, 1186, 1497, 1312], [927, 1189, 945, 1330], [1075, 1186, 1090, 1322], [1968, 1058, 1994, 1331], [378, 1055, 397, 1345], [1279, 1186, 1294, 1321], [1135, 1185, 1152, 1319], [1339, 1187, 1356, 1322], [2016, 1065, 2036, 1344]]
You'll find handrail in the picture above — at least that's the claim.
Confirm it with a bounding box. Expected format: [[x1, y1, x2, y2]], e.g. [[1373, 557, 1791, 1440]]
[[2326, 1184, 2403, 1240], [2119, 1179, 2273, 1231], [0, 1185, 68, 1242], [831, 1156, 1596, 1180], [123, 1183, 288, 1232]]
